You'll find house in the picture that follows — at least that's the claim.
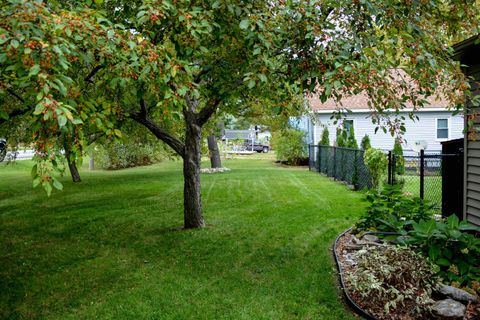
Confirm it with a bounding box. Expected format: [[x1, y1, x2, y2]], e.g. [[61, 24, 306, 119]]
[[307, 93, 464, 154], [453, 34, 480, 227]]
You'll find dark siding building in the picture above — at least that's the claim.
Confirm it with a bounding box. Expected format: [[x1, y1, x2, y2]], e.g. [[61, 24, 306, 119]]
[[453, 35, 480, 226]]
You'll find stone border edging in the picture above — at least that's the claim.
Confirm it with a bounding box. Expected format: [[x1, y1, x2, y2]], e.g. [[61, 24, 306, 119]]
[[333, 227, 378, 320]]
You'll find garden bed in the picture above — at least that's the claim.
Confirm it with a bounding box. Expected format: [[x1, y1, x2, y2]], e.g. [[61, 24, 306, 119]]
[[334, 229, 479, 320]]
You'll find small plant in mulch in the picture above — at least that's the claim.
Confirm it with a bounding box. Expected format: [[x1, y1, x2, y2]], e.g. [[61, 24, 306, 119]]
[[346, 246, 438, 319]]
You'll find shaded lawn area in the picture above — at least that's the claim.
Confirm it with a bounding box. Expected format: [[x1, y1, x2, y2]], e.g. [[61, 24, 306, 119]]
[[0, 158, 365, 319]]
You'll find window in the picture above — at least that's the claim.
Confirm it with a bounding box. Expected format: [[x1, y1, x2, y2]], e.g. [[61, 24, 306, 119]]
[[344, 120, 354, 131], [437, 119, 449, 139]]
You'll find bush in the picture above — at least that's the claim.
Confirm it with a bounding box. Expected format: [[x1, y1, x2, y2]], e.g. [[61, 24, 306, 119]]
[[271, 129, 307, 165], [361, 134, 371, 150], [94, 141, 164, 170], [346, 126, 358, 149], [353, 184, 433, 234], [364, 148, 388, 190], [336, 128, 347, 147], [399, 215, 480, 288], [319, 127, 329, 146], [347, 246, 438, 319], [393, 138, 405, 175]]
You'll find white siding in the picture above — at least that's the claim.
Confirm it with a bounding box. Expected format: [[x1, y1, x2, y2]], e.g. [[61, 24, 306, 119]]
[[312, 111, 463, 153]]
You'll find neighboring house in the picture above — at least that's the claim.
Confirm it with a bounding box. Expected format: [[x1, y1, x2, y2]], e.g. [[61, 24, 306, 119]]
[[289, 116, 314, 145], [307, 93, 463, 154], [453, 34, 480, 227]]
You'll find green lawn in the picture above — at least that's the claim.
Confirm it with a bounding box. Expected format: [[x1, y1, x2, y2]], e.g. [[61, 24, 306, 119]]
[[0, 157, 365, 319]]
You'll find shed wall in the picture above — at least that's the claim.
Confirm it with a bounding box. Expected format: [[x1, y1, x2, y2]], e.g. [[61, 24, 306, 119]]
[[464, 64, 480, 226]]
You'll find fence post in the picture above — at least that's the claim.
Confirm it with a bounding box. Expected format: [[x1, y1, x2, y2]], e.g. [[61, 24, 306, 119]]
[[333, 147, 337, 180], [317, 145, 321, 173], [392, 153, 396, 185], [388, 151, 392, 185], [420, 149, 425, 199]]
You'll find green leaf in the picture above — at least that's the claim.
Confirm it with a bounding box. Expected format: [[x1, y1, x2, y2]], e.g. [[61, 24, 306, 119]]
[[239, 19, 249, 30], [53, 179, 63, 191], [258, 73, 267, 83], [0, 110, 8, 120], [11, 39, 19, 48], [53, 79, 67, 96], [324, 83, 332, 97], [45, 182, 53, 197], [29, 65, 41, 77], [428, 245, 440, 261], [33, 103, 45, 115], [71, 118, 83, 125], [57, 115, 67, 127], [0, 36, 9, 45], [446, 214, 459, 229], [334, 80, 342, 90], [32, 177, 41, 188], [436, 258, 451, 267], [31, 164, 38, 179], [247, 79, 256, 89]]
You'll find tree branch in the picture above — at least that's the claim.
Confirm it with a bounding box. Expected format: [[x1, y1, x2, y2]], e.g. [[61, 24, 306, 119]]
[[0, 89, 33, 125], [197, 98, 221, 126], [130, 101, 185, 158], [84, 65, 105, 83]]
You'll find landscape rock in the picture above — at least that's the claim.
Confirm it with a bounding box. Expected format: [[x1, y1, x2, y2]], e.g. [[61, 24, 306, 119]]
[[432, 299, 466, 319], [438, 284, 478, 303], [200, 167, 231, 174], [362, 234, 380, 243]]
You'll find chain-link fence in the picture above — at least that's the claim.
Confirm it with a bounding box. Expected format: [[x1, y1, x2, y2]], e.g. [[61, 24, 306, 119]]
[[309, 145, 373, 190], [309, 145, 462, 215], [393, 152, 443, 212]]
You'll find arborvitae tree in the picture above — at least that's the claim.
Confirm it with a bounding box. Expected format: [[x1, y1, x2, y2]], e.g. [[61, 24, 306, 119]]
[[393, 138, 406, 175], [347, 126, 358, 149], [319, 127, 330, 146], [336, 128, 346, 147], [361, 134, 372, 150]]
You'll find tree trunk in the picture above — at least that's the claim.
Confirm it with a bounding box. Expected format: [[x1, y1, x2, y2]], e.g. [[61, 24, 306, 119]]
[[65, 149, 81, 183], [207, 135, 222, 168], [183, 119, 205, 229]]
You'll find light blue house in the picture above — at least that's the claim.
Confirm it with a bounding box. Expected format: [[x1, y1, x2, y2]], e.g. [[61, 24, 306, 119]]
[[307, 93, 463, 154]]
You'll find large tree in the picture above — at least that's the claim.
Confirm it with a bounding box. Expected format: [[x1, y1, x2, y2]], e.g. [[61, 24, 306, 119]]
[[1, 0, 479, 228]]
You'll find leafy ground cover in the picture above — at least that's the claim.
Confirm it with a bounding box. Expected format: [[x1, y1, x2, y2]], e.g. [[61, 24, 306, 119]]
[[0, 156, 365, 319]]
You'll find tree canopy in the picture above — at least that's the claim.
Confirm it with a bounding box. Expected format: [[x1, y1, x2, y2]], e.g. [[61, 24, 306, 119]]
[[1, 0, 479, 227]]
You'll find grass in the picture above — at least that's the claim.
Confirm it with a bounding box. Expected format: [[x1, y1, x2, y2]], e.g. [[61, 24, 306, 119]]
[[0, 155, 365, 319], [401, 175, 442, 208]]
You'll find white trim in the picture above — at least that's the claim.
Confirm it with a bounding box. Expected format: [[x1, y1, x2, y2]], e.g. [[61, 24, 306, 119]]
[[435, 117, 450, 141], [313, 107, 453, 114]]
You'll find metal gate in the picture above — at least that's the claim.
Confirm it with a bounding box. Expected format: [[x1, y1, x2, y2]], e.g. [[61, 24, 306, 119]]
[[441, 139, 464, 220]]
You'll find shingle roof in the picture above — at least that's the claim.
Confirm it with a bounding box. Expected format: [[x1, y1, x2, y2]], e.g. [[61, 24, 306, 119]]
[[308, 91, 451, 111]]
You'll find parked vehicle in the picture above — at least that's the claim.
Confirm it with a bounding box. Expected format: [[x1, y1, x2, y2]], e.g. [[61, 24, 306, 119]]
[[243, 139, 270, 153]]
